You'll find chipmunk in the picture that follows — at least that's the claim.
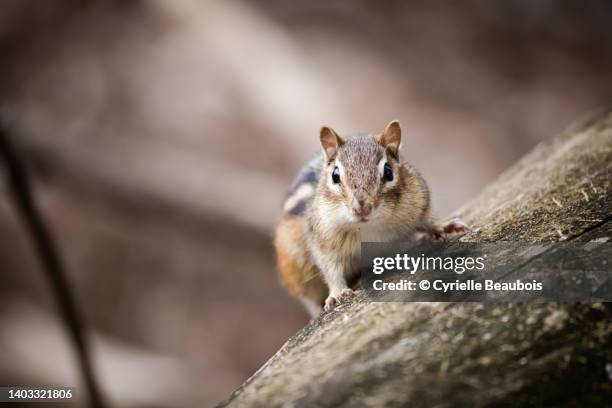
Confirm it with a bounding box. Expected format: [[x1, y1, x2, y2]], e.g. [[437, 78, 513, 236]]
[[274, 120, 468, 317]]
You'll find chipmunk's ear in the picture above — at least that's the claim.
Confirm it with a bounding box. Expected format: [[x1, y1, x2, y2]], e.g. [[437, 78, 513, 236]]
[[320, 126, 344, 161], [377, 120, 401, 157]]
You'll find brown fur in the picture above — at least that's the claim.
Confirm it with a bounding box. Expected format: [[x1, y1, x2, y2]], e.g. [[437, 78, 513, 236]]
[[275, 215, 327, 306]]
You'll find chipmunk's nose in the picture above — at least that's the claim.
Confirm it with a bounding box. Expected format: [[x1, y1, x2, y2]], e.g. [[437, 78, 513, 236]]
[[353, 199, 372, 219]]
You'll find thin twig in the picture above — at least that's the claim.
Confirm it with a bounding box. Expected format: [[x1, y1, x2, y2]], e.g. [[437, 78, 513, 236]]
[[0, 120, 106, 408]]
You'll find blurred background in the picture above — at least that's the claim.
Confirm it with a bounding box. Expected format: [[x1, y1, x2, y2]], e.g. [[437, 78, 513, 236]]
[[1, 0, 612, 406]]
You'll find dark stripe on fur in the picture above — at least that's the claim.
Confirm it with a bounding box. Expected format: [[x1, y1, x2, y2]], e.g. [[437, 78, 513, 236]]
[[288, 198, 309, 216]]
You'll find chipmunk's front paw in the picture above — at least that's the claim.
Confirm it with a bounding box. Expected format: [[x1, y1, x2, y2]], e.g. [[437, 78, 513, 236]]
[[324, 288, 355, 311], [414, 218, 470, 242], [441, 218, 470, 238]]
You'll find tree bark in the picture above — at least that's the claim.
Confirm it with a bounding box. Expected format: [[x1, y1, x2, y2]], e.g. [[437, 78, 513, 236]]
[[219, 108, 612, 407]]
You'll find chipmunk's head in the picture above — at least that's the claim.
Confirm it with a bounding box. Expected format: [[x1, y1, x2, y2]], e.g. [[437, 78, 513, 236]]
[[318, 120, 405, 225]]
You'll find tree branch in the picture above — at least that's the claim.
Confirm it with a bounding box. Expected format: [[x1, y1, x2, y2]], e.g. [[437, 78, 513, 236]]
[[0, 118, 106, 408]]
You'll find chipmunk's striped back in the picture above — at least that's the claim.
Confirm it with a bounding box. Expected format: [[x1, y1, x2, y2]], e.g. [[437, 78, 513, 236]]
[[275, 153, 328, 316], [282, 153, 323, 217]]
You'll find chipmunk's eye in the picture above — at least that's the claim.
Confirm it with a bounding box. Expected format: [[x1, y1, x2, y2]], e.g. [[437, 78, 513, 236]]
[[383, 163, 393, 182], [331, 166, 341, 184]]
